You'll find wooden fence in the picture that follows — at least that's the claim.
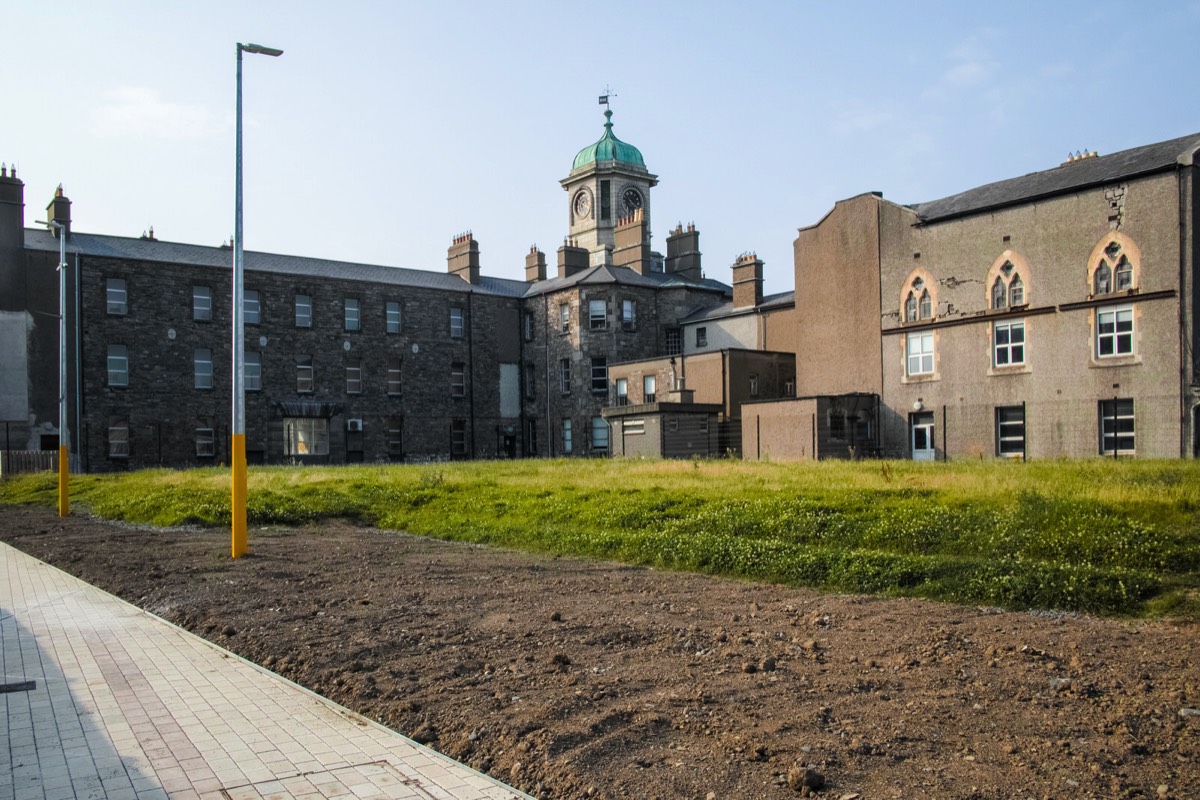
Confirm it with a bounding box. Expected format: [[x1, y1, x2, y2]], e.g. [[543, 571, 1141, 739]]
[[0, 450, 83, 477]]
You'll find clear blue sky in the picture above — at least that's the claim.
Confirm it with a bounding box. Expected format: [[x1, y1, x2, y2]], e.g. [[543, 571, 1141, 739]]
[[6, 1, 1200, 294]]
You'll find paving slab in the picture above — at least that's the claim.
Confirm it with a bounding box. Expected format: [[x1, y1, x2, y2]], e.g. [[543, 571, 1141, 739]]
[[1, 541, 535, 800]]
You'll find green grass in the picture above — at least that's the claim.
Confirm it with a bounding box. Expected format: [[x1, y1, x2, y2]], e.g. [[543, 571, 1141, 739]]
[[3, 458, 1199, 618]]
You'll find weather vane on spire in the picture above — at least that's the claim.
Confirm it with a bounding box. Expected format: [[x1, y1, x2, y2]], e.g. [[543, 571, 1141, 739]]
[[598, 87, 617, 108]]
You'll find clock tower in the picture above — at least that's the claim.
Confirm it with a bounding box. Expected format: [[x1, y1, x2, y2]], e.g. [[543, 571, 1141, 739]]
[[561, 108, 658, 264]]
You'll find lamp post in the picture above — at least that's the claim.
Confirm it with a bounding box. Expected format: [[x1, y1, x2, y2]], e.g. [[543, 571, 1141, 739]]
[[232, 41, 282, 558], [49, 218, 68, 516]]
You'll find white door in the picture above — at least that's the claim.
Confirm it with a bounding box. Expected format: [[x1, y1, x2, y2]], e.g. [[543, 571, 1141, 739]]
[[911, 412, 935, 461]]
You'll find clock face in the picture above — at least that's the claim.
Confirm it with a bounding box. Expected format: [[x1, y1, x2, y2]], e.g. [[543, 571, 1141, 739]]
[[573, 189, 592, 220], [621, 186, 644, 214]]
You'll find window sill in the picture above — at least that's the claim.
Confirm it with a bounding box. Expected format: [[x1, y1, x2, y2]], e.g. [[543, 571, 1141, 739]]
[[987, 364, 1031, 377], [1090, 355, 1142, 368], [900, 373, 939, 384]]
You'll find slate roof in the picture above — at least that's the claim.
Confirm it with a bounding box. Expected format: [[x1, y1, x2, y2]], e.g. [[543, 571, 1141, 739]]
[[679, 290, 795, 323], [911, 132, 1200, 223], [522, 262, 731, 298]]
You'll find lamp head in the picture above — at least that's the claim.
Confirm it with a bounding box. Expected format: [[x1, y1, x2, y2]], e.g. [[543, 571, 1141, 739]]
[[240, 42, 284, 57]]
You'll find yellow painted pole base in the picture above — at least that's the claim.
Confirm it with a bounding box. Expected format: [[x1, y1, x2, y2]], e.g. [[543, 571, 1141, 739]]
[[57, 445, 69, 517], [231, 434, 248, 558]]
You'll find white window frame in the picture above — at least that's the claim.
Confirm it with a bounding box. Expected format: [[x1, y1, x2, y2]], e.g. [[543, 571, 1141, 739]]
[[993, 320, 1025, 367], [386, 301, 402, 333], [589, 299, 607, 330], [344, 298, 361, 331], [193, 286, 212, 321], [591, 357, 608, 395], [194, 348, 214, 389], [106, 278, 127, 315], [387, 357, 402, 395], [591, 416, 609, 451], [451, 362, 466, 397], [1096, 305, 1133, 358], [906, 331, 934, 376], [996, 405, 1025, 458], [559, 303, 570, 333], [296, 356, 314, 393], [283, 417, 329, 456], [615, 377, 628, 406], [696, 327, 707, 348], [622, 299, 636, 327], [643, 374, 656, 403], [561, 418, 573, 454], [559, 358, 571, 395], [295, 294, 312, 328], [244, 351, 262, 391], [244, 289, 261, 325], [345, 358, 363, 394], [195, 427, 216, 457], [450, 307, 464, 338], [1099, 398, 1135, 455], [107, 344, 129, 387]]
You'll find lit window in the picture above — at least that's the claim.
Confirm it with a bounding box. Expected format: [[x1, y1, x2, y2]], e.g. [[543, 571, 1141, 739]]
[[345, 358, 362, 394], [450, 307, 464, 338], [107, 344, 129, 387], [591, 417, 609, 451], [193, 286, 212, 321], [295, 294, 312, 327], [386, 301, 402, 333], [344, 298, 360, 331], [194, 348, 213, 389], [561, 418, 573, 454], [296, 355, 314, 393], [559, 303, 570, 333], [1099, 398, 1134, 455], [108, 422, 129, 458], [244, 290, 261, 324], [643, 374, 656, 403], [696, 327, 708, 348], [591, 357, 607, 394], [906, 332, 934, 376], [451, 419, 467, 456], [996, 406, 1025, 458], [107, 278, 127, 315], [993, 321, 1025, 366], [283, 417, 329, 456], [245, 351, 262, 391], [559, 358, 571, 394], [451, 362, 466, 397], [387, 357, 402, 395], [195, 427, 216, 457], [589, 299, 607, 330], [1096, 306, 1133, 357]]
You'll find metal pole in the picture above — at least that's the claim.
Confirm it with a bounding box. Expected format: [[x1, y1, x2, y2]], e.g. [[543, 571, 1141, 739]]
[[231, 42, 283, 559], [51, 220, 69, 515]]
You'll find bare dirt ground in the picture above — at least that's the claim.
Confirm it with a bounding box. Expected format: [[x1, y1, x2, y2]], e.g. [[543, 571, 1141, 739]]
[[2, 506, 1197, 800]]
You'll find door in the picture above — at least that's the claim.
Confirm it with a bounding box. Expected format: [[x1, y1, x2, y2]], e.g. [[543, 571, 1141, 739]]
[[911, 412, 935, 461]]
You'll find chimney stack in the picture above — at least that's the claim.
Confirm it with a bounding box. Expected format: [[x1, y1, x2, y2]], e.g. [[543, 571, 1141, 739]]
[[612, 208, 652, 274], [732, 252, 764, 309], [447, 231, 480, 284], [557, 238, 589, 279], [47, 183, 71, 238], [525, 245, 546, 282], [665, 222, 701, 281], [0, 164, 26, 311]]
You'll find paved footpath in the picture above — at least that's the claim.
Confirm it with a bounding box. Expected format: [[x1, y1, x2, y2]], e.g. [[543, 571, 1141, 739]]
[[1, 541, 535, 800]]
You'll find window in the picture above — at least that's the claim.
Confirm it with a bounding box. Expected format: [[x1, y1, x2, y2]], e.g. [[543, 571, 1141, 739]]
[[451, 362, 466, 397], [193, 286, 212, 321], [906, 332, 934, 376], [784, 378, 796, 397], [991, 277, 1007, 309], [1099, 398, 1134, 455], [345, 358, 362, 394], [386, 301, 402, 333], [996, 406, 1025, 458], [450, 307, 464, 338], [283, 417, 329, 456], [245, 351, 262, 391], [559, 303, 570, 333], [523, 312, 534, 341], [344, 298, 360, 331], [108, 422, 129, 458], [749, 374, 759, 396], [525, 363, 536, 400], [1092, 239, 1137, 296], [387, 357, 402, 395], [386, 417, 404, 458], [561, 418, 573, 454], [526, 419, 538, 456], [107, 345, 129, 387], [600, 179, 611, 221], [696, 327, 708, 348], [295, 294, 312, 327], [296, 355, 314, 393], [451, 419, 467, 456], [990, 261, 1026, 310], [993, 321, 1025, 366], [1096, 306, 1133, 357], [559, 358, 571, 394], [106, 278, 127, 315], [195, 427, 216, 458], [244, 290, 261, 324], [643, 374, 656, 403], [622, 299, 636, 327], [665, 328, 682, 356], [589, 299, 607, 330], [829, 411, 846, 440], [591, 357, 608, 395], [1009, 275, 1024, 306], [591, 417, 609, 452], [615, 377, 628, 406], [194, 348, 213, 389], [903, 276, 933, 322]]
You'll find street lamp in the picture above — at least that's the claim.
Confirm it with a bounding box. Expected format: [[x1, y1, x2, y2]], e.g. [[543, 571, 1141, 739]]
[[34, 215, 69, 516], [232, 41, 282, 558]]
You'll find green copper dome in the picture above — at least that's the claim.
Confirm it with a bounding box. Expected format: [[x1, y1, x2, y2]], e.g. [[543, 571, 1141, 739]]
[[572, 110, 645, 170]]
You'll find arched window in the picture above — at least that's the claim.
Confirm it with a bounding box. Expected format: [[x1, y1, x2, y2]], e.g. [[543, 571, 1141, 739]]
[[991, 277, 1007, 309], [1008, 275, 1024, 306], [905, 292, 917, 322], [919, 290, 931, 319], [1089, 235, 1139, 297], [1114, 257, 1133, 291], [901, 272, 936, 322], [1094, 261, 1111, 295]]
